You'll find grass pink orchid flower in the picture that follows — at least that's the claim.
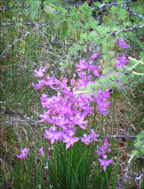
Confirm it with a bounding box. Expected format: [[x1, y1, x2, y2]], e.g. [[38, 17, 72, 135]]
[[90, 129, 99, 141], [17, 148, 29, 159], [94, 69, 100, 77], [98, 88, 110, 100], [63, 134, 79, 149], [74, 114, 88, 129], [44, 76, 55, 86], [88, 65, 98, 71], [39, 110, 54, 123], [81, 133, 92, 145], [114, 39, 117, 44], [39, 147, 44, 156], [75, 59, 88, 72], [33, 68, 45, 77], [98, 155, 112, 171], [116, 54, 129, 69], [32, 79, 45, 90], [91, 53, 98, 59], [44, 130, 63, 145], [119, 38, 129, 49], [97, 138, 112, 155]]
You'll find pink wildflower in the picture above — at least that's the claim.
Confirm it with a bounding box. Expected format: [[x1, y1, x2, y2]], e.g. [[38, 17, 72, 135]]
[[98, 155, 112, 171], [114, 39, 117, 44], [119, 38, 129, 48], [17, 148, 29, 159], [39, 147, 44, 156], [63, 134, 79, 149], [33, 68, 45, 77], [91, 53, 98, 59], [44, 130, 63, 145]]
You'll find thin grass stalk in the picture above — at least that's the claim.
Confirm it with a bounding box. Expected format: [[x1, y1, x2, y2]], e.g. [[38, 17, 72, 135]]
[[105, 171, 109, 189], [112, 150, 120, 188]]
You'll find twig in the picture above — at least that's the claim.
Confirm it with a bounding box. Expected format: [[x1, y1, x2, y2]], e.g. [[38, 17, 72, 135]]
[[100, 135, 137, 139], [0, 5, 29, 12], [107, 24, 144, 36], [93, 0, 132, 9], [0, 20, 67, 27], [123, 4, 144, 19]]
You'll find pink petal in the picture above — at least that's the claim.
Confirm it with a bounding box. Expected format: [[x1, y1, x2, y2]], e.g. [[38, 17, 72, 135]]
[[114, 39, 117, 44], [39, 147, 44, 156], [17, 155, 24, 158], [51, 138, 55, 145], [66, 143, 71, 149], [71, 137, 79, 144], [91, 53, 98, 59], [94, 69, 100, 77]]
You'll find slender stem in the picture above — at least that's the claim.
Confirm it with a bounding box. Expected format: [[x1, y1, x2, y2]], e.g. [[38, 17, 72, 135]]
[[105, 171, 109, 189]]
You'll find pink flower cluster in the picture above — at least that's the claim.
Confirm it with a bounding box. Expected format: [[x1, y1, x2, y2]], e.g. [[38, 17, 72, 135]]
[[31, 52, 111, 150], [97, 138, 112, 171], [116, 54, 129, 69], [119, 38, 129, 49], [17, 50, 116, 171], [81, 129, 99, 145], [95, 88, 111, 116], [114, 38, 129, 69], [114, 38, 129, 49]]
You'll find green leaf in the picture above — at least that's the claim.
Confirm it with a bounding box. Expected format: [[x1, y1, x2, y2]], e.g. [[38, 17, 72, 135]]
[[112, 151, 120, 189], [81, 3, 88, 10], [118, 8, 127, 20], [17, 2, 20, 6], [69, 47, 75, 54], [118, 0, 123, 7], [141, 177, 144, 189], [111, 6, 117, 14], [16, 22, 22, 26], [135, 141, 142, 149], [68, 18, 73, 24], [25, 0, 41, 20], [109, 51, 115, 57], [6, 172, 11, 180], [12, 16, 16, 20], [126, 179, 129, 189], [102, 85, 108, 92], [73, 44, 80, 51], [81, 46, 85, 51], [103, 55, 108, 60], [94, 2, 100, 7], [59, 62, 64, 66], [9, 2, 13, 7], [12, 8, 16, 13], [95, 83, 101, 89], [81, 33, 88, 40]]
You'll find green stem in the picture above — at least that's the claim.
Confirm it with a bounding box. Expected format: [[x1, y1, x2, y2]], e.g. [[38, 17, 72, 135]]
[[105, 171, 109, 189]]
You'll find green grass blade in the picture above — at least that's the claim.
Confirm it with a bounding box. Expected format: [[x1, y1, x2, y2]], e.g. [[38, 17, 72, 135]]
[[112, 150, 120, 189]]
